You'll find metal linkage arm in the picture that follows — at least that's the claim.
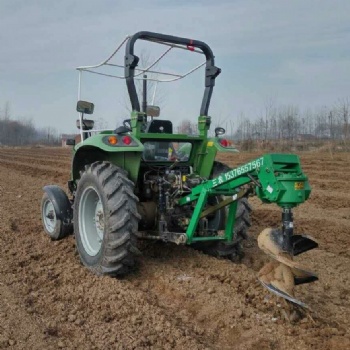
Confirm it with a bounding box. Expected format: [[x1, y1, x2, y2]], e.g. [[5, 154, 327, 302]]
[[178, 153, 311, 243], [178, 153, 310, 207]]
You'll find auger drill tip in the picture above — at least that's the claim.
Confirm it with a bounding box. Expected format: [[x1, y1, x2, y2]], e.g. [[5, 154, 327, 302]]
[[259, 280, 308, 308]]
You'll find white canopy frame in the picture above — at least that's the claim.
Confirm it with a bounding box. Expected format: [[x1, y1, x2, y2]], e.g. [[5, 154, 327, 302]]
[[76, 35, 206, 142]]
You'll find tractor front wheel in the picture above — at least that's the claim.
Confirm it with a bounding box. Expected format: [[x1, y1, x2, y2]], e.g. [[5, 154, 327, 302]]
[[74, 161, 140, 276], [41, 186, 72, 240], [41, 193, 67, 240]]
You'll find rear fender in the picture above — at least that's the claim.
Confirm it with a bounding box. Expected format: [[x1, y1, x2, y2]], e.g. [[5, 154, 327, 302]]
[[208, 138, 239, 153], [71, 133, 144, 183], [43, 185, 72, 223]]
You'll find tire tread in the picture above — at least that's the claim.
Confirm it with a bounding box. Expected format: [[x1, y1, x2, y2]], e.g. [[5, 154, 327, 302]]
[[74, 161, 139, 276]]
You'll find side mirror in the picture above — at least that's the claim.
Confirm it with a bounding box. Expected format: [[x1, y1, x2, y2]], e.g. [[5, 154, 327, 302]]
[[146, 105, 160, 117], [77, 100, 94, 114], [215, 127, 226, 137]]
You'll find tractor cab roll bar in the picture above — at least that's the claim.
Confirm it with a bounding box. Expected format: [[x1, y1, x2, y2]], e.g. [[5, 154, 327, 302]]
[[124, 31, 221, 115]]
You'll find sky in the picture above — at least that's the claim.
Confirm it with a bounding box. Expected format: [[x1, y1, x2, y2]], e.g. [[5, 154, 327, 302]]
[[1, 0, 349, 133]]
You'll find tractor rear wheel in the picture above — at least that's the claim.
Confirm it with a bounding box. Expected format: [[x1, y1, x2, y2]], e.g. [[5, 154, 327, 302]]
[[74, 161, 140, 276], [193, 161, 252, 261]]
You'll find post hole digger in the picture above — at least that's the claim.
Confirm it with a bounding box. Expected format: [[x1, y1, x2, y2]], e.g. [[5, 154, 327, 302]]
[[175, 153, 318, 308], [41, 31, 318, 308]]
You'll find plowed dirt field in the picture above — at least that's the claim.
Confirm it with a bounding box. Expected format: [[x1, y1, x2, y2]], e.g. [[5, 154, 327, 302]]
[[0, 147, 349, 350]]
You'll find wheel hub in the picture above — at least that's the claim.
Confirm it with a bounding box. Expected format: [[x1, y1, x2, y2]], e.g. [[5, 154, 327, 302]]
[[79, 186, 105, 256], [43, 200, 56, 233], [94, 200, 104, 235]]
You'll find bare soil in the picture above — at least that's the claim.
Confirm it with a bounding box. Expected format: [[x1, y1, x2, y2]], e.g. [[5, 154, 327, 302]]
[[0, 147, 349, 349]]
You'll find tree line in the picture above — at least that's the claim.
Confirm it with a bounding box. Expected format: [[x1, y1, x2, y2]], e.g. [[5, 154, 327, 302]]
[[177, 98, 349, 149], [232, 98, 349, 143], [0, 102, 61, 146], [1, 98, 349, 148]]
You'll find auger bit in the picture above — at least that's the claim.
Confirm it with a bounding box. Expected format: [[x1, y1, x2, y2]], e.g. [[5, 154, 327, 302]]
[[257, 208, 318, 308]]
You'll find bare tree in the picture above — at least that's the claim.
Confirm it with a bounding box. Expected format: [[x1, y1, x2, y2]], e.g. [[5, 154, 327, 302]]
[[336, 98, 349, 145], [263, 96, 276, 140], [177, 119, 197, 135], [3, 101, 11, 120]]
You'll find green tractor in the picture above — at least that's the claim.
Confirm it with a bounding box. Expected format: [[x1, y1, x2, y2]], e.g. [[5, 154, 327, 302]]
[[41, 31, 318, 308]]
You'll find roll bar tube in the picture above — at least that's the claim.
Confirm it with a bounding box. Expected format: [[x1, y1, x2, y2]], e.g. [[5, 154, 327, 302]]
[[124, 31, 221, 116]]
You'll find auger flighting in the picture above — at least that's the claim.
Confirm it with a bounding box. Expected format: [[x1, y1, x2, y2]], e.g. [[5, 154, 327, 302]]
[[258, 208, 318, 308]]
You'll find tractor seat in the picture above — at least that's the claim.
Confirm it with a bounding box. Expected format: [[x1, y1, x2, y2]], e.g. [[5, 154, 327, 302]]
[[76, 119, 94, 130], [146, 119, 173, 134]]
